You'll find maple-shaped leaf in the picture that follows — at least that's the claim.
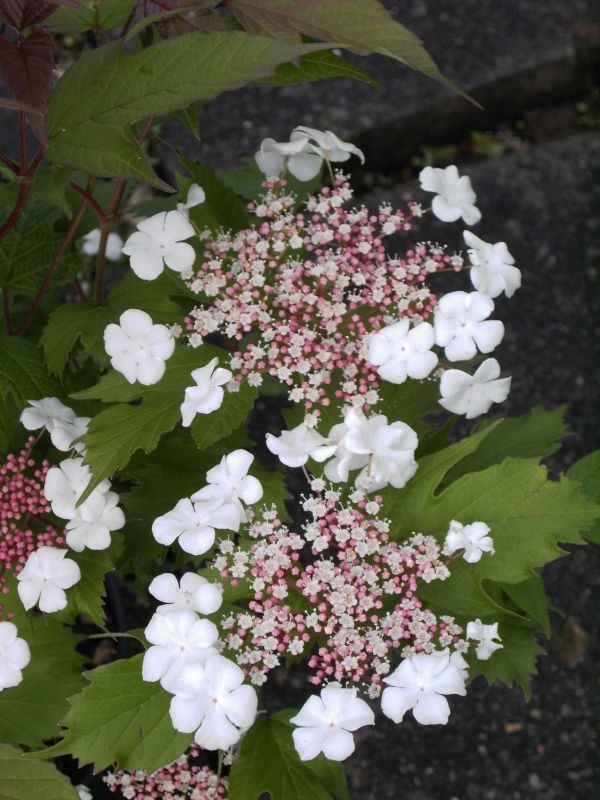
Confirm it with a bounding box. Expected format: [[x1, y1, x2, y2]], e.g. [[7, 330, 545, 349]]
[[0, 0, 82, 31]]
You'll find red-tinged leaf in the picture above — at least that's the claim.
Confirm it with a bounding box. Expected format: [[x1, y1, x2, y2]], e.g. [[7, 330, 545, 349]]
[[0, 0, 81, 31], [0, 30, 55, 140]]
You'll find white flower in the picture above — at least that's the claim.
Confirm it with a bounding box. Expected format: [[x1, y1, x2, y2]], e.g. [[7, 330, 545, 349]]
[[142, 610, 219, 692], [17, 547, 81, 613], [75, 786, 93, 800], [419, 165, 481, 225], [255, 135, 323, 181], [104, 309, 175, 386], [443, 520, 494, 563], [152, 497, 241, 556], [149, 572, 223, 615], [439, 358, 511, 418], [290, 686, 374, 762], [434, 291, 504, 361], [381, 650, 468, 725], [177, 183, 205, 215], [191, 449, 263, 523], [122, 210, 196, 281], [44, 457, 109, 519], [180, 357, 232, 426], [367, 319, 438, 383], [323, 409, 418, 491], [466, 619, 503, 660], [0, 621, 30, 691], [169, 654, 258, 750], [20, 397, 90, 453], [82, 229, 123, 261], [65, 490, 125, 552], [293, 126, 365, 166], [463, 231, 521, 298], [266, 423, 329, 468]]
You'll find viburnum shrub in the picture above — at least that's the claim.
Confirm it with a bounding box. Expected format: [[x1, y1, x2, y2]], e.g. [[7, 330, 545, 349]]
[[0, 2, 598, 799]]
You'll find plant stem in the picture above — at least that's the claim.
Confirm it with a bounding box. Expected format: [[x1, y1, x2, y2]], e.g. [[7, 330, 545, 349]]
[[2, 288, 13, 335], [0, 180, 29, 240], [69, 182, 107, 222], [0, 151, 19, 174], [17, 191, 90, 335]]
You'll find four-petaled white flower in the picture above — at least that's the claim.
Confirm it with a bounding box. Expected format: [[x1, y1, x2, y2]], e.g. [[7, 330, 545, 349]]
[[0, 621, 30, 691], [177, 183, 205, 216], [17, 547, 81, 613], [149, 572, 223, 616], [152, 497, 240, 556], [104, 309, 175, 386], [290, 685, 374, 762], [381, 650, 468, 725], [255, 135, 323, 181], [20, 397, 90, 453], [142, 610, 219, 692], [180, 357, 232, 427], [169, 654, 258, 750], [44, 457, 109, 519], [82, 229, 123, 261], [266, 423, 330, 468], [467, 619, 503, 660], [122, 210, 196, 281], [434, 291, 504, 361], [439, 358, 511, 418], [419, 165, 481, 225], [443, 519, 494, 563], [65, 490, 125, 552], [324, 409, 418, 491], [293, 126, 365, 166], [463, 231, 521, 298], [191, 449, 263, 524], [367, 319, 438, 384]]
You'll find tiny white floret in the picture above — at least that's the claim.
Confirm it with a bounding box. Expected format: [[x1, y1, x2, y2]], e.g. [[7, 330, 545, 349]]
[[439, 358, 511, 418], [443, 519, 495, 563], [419, 165, 481, 225], [17, 547, 81, 613], [122, 210, 196, 281], [290, 685, 374, 761], [0, 621, 30, 691], [466, 619, 503, 660], [104, 309, 175, 386]]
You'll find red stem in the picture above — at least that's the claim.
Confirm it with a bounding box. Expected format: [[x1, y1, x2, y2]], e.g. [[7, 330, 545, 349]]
[[0, 151, 19, 174], [17, 194, 90, 335], [0, 180, 29, 240], [69, 182, 107, 222], [73, 278, 88, 302]]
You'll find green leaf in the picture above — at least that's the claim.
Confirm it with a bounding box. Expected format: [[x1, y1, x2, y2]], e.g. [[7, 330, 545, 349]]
[[41, 303, 113, 376], [378, 378, 443, 440], [0, 337, 59, 429], [500, 574, 551, 636], [30, 166, 73, 217], [445, 407, 569, 483], [65, 536, 124, 626], [191, 381, 258, 449], [0, 743, 79, 800], [476, 620, 545, 700], [80, 345, 227, 495], [257, 49, 376, 86], [0, 578, 86, 748], [229, 0, 469, 99], [46, 33, 331, 187], [229, 709, 351, 800], [0, 204, 80, 298], [567, 450, 600, 543], [178, 161, 250, 232], [47, 0, 131, 34], [30, 654, 192, 773]]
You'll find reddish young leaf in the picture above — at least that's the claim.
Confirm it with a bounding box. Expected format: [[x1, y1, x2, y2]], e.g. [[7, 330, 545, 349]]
[[0, 31, 56, 113], [0, 0, 81, 31]]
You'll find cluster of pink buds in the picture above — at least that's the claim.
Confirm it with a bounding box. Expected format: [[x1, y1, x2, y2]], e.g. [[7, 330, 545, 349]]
[[215, 492, 466, 696], [0, 437, 63, 618], [185, 175, 463, 413], [103, 745, 228, 800]]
